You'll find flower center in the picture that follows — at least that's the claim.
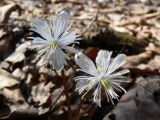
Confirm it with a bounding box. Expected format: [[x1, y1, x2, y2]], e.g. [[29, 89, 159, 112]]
[[49, 41, 57, 50], [101, 77, 112, 90], [43, 26, 49, 31], [97, 66, 104, 73]]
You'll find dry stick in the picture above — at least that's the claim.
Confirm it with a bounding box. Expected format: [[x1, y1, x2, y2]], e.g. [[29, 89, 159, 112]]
[[55, 0, 86, 4], [61, 70, 73, 120]]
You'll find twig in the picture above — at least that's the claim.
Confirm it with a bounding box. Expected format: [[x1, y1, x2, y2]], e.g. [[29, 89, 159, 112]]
[[94, 6, 122, 13], [55, 0, 86, 4]]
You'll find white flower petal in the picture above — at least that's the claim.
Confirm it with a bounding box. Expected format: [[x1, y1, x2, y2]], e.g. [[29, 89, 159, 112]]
[[36, 46, 49, 59], [75, 52, 98, 76], [30, 37, 49, 45], [29, 44, 47, 50], [75, 75, 99, 97], [54, 10, 69, 39], [32, 18, 47, 27], [112, 84, 124, 92], [59, 31, 76, 47], [32, 18, 52, 41], [30, 37, 49, 55], [93, 83, 102, 107], [106, 69, 129, 78], [74, 76, 95, 81], [107, 54, 127, 75], [96, 50, 108, 67], [110, 79, 128, 83], [104, 88, 114, 105], [50, 47, 66, 71], [96, 50, 112, 74], [63, 46, 79, 54], [112, 82, 126, 93], [105, 88, 119, 105], [81, 79, 99, 98], [77, 85, 88, 94]]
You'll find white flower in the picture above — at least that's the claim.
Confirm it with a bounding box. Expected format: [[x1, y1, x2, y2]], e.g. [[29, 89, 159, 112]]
[[29, 10, 79, 71], [74, 50, 129, 107]]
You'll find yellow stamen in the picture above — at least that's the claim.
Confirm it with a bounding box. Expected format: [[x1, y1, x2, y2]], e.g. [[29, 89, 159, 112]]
[[113, 65, 115, 68], [97, 66, 104, 72], [86, 80, 95, 91], [43, 26, 49, 31], [36, 48, 40, 51], [32, 23, 36, 26], [50, 41, 57, 49], [52, 26, 56, 32]]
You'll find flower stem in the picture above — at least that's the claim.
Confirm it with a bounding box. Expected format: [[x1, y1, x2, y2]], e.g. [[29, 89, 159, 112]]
[[74, 99, 83, 120], [61, 71, 73, 120]]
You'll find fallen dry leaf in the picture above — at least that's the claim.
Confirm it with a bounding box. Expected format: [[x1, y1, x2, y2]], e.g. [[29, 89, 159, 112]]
[[0, 28, 13, 60], [31, 81, 54, 106], [0, 2, 20, 23], [124, 51, 154, 68], [0, 69, 19, 89], [146, 43, 160, 55], [5, 41, 31, 64], [2, 88, 24, 104], [103, 76, 160, 120]]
